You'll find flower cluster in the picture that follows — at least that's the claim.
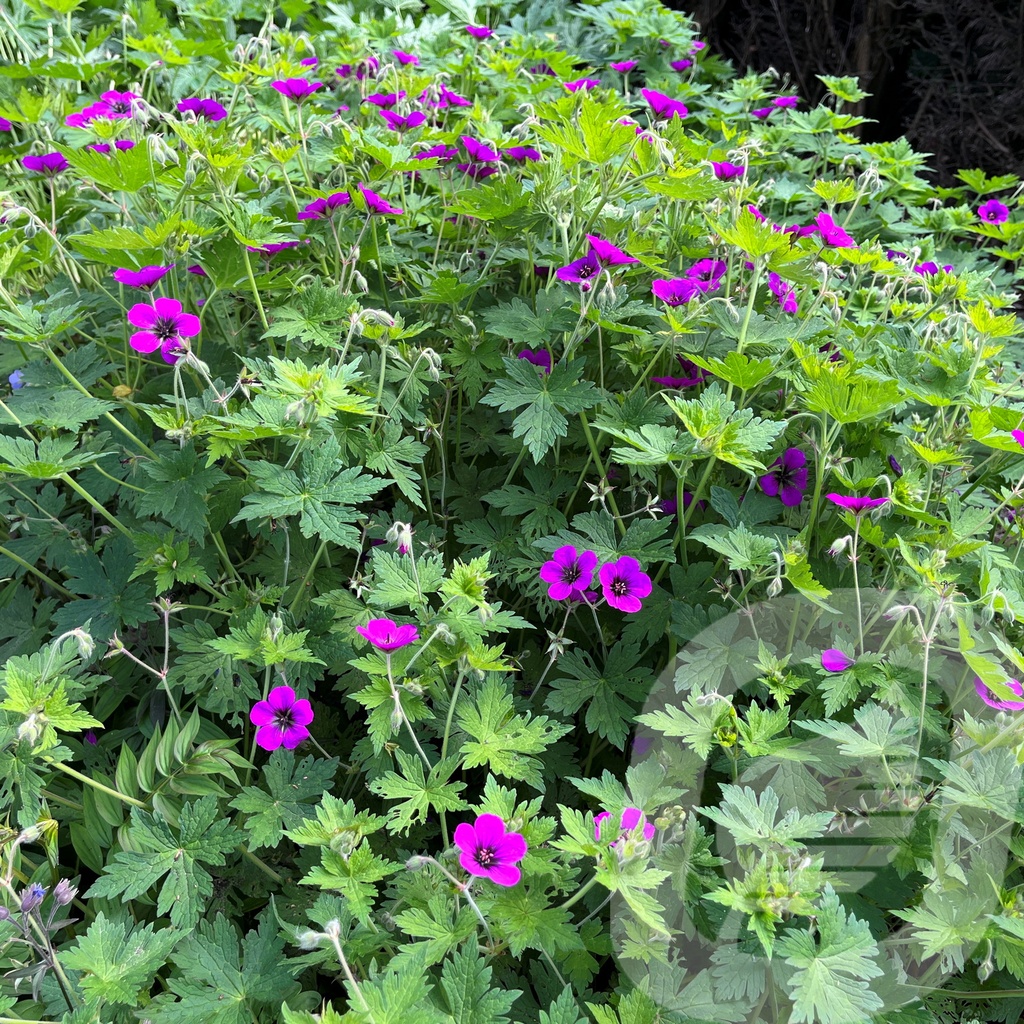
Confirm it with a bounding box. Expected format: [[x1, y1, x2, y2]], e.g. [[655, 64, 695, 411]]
[[540, 546, 652, 613]]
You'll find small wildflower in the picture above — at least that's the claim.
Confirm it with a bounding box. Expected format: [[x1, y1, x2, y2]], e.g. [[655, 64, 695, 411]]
[[711, 160, 744, 180], [539, 545, 598, 601], [460, 136, 500, 163], [641, 88, 688, 120], [686, 258, 726, 293], [772, 95, 799, 108], [813, 211, 857, 247], [357, 183, 403, 215], [587, 234, 638, 266], [564, 77, 601, 92], [652, 277, 699, 305], [610, 60, 638, 72], [759, 448, 808, 506], [669, 59, 692, 71], [113, 264, 174, 289], [297, 192, 352, 220], [751, 106, 773, 119], [979, 199, 1009, 224], [595, 807, 656, 842], [453, 813, 527, 887], [177, 97, 227, 121], [821, 648, 854, 673], [356, 618, 419, 651], [380, 110, 426, 131], [768, 271, 798, 313], [599, 556, 652, 613], [465, 24, 493, 38], [975, 676, 1024, 710], [20, 883, 46, 913], [518, 349, 552, 373], [503, 145, 541, 162], [393, 50, 419, 65], [826, 493, 889, 515], [250, 685, 314, 751], [127, 297, 201, 364], [271, 78, 322, 102], [22, 152, 68, 175], [556, 251, 602, 287]]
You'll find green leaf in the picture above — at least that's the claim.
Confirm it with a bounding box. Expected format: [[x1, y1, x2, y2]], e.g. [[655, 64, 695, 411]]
[[263, 280, 352, 348], [136, 443, 230, 544], [798, 703, 917, 760], [802, 369, 905, 425], [233, 434, 384, 549], [368, 751, 469, 833], [689, 522, 778, 571], [457, 679, 571, 790], [481, 297, 576, 347], [546, 642, 648, 749], [357, 421, 429, 509], [147, 911, 296, 1024], [480, 357, 600, 462], [392, 898, 478, 967], [777, 886, 884, 1024], [62, 911, 181, 1007], [489, 884, 585, 956], [439, 944, 522, 1024], [688, 351, 776, 391], [229, 749, 339, 849], [697, 785, 834, 849], [541, 988, 587, 1024], [85, 797, 241, 930], [714, 207, 794, 258], [0, 434, 106, 478]]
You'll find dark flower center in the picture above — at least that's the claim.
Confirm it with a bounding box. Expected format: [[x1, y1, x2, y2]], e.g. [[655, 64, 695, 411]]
[[560, 564, 581, 585], [577, 263, 595, 278], [475, 846, 497, 867], [109, 100, 131, 113], [154, 317, 179, 341], [273, 708, 295, 731], [610, 576, 629, 596], [774, 464, 795, 487]]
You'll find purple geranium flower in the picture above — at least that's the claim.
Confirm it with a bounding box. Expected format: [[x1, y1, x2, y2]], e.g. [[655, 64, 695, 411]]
[[975, 676, 1024, 711], [297, 192, 352, 220], [177, 97, 228, 121], [768, 271, 798, 313], [652, 356, 708, 388], [813, 212, 857, 247], [114, 264, 175, 289], [598, 556, 652, 613], [187, 264, 207, 276], [454, 813, 527, 887], [271, 78, 322, 102], [356, 617, 419, 651], [752, 106, 773, 119], [460, 136, 500, 162], [913, 262, 953, 276], [456, 163, 499, 179], [641, 88, 688, 120], [691, 40, 706, 52], [380, 110, 426, 131], [518, 349, 553, 374], [100, 90, 138, 115], [610, 60, 638, 72], [652, 277, 699, 306], [127, 297, 201, 364], [87, 140, 136, 153], [365, 91, 406, 108], [826, 493, 889, 515], [357, 183, 403, 215], [393, 49, 419, 65], [300, 56, 318, 66], [979, 199, 1009, 224], [250, 685, 314, 750], [772, 95, 799, 108], [821, 649, 854, 673], [556, 251, 602, 287], [686, 258, 726, 293], [587, 234, 638, 266], [465, 24, 493, 38], [539, 545, 598, 601], [595, 807, 656, 842], [759, 447, 808, 506], [22, 152, 68, 175], [712, 160, 744, 180], [247, 240, 303, 254], [1011, 429, 1024, 450], [0, 117, 11, 131], [503, 145, 541, 162], [564, 77, 601, 92], [888, 454, 903, 477], [415, 144, 460, 162], [669, 59, 692, 71]]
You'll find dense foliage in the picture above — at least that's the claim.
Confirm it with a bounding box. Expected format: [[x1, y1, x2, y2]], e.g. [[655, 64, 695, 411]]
[[2, 1, 1024, 1022]]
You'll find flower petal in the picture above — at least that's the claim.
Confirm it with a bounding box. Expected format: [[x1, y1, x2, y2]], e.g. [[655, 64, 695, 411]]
[[130, 330, 161, 353], [250, 700, 275, 727], [255, 725, 285, 751], [267, 685, 297, 712], [486, 863, 521, 886], [453, 821, 477, 855], [472, 813, 507, 847]]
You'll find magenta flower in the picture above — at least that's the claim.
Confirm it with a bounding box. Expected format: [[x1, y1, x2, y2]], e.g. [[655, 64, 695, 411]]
[[587, 234, 638, 266], [356, 618, 419, 651], [595, 807, 655, 842], [641, 88, 688, 120], [669, 59, 692, 71], [711, 160, 744, 180], [365, 91, 406, 108], [826, 493, 889, 515], [300, 56, 318, 66], [821, 649, 854, 673], [247, 240, 303, 254], [454, 813, 527, 887], [752, 106, 773, 119], [503, 145, 541, 162], [518, 349, 552, 373], [610, 60, 638, 72], [599, 556, 652, 613], [380, 110, 426, 131], [556, 252, 602, 287], [813, 212, 857, 247], [460, 136, 500, 163], [651, 357, 708, 389], [539, 545, 598, 601], [772, 95, 799, 108], [691, 40, 706, 52], [759, 447, 808, 506], [465, 24, 493, 38], [127, 297, 201, 364], [768, 271, 798, 313], [1011, 429, 1024, 450], [565, 77, 601, 92], [297, 192, 352, 220], [652, 277, 700, 306], [393, 49, 419, 65], [415, 144, 459, 162], [22, 153, 68, 175], [748, 205, 767, 222], [271, 78, 322, 102], [250, 685, 314, 751], [437, 85, 472, 108], [0, 117, 11, 131], [177, 97, 228, 121], [114, 264, 174, 289], [357, 183, 403, 215], [100, 90, 138, 115], [87, 140, 135, 153], [974, 676, 1024, 711], [686, 258, 726, 293], [913, 261, 953, 276], [187, 264, 207, 276], [978, 199, 1009, 224], [456, 163, 499, 180]]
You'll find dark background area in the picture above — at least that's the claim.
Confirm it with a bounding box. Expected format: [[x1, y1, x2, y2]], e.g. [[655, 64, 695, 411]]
[[669, 0, 1024, 185]]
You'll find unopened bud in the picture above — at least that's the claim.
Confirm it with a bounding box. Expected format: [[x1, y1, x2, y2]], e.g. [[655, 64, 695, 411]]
[[297, 929, 322, 950], [71, 629, 94, 659], [405, 855, 427, 871], [53, 878, 78, 907], [20, 882, 46, 913], [766, 575, 783, 598]]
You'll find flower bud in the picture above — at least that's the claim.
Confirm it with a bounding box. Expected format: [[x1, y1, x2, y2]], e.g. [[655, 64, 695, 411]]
[[53, 878, 78, 907], [71, 628, 94, 659], [20, 882, 46, 913], [405, 855, 427, 871], [297, 929, 322, 950], [322, 918, 341, 939]]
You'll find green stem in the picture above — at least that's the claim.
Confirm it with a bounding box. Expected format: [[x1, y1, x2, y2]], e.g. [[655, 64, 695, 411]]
[[47, 760, 146, 807], [558, 872, 601, 911], [59, 474, 133, 538], [0, 545, 75, 598], [578, 414, 626, 537]]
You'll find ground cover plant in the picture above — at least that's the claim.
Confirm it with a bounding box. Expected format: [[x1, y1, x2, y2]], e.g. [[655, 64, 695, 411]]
[[2, 0, 1024, 1022]]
